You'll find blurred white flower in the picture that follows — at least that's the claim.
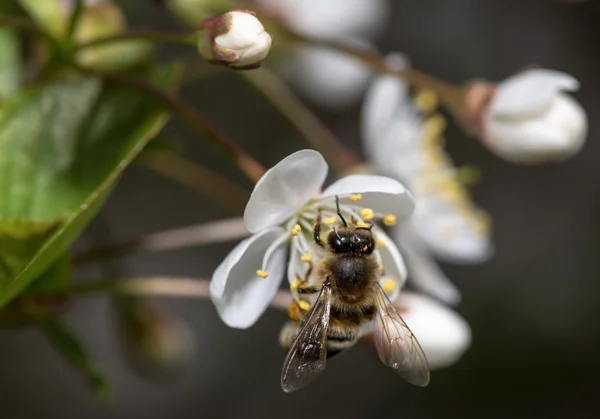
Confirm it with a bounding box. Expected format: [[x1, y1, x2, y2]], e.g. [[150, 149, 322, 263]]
[[481, 69, 587, 164], [256, 0, 390, 108], [397, 292, 471, 369], [210, 149, 415, 329], [362, 54, 493, 305], [198, 10, 272, 70]]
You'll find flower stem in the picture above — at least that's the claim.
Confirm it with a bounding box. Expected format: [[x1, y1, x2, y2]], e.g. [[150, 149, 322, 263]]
[[76, 65, 266, 182], [73, 217, 250, 266], [28, 276, 292, 311], [239, 67, 362, 174], [137, 149, 250, 214]]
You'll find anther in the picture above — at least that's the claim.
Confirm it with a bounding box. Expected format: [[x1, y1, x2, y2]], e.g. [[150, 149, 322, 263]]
[[301, 251, 313, 263], [376, 237, 387, 248], [359, 208, 374, 221], [382, 279, 397, 294], [383, 214, 397, 226], [414, 88, 438, 114], [290, 279, 300, 293], [356, 221, 370, 229], [256, 270, 269, 278], [350, 194, 363, 202], [291, 224, 302, 236], [323, 216, 337, 225]]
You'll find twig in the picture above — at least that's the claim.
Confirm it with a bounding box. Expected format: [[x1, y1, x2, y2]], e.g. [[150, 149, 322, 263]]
[[137, 149, 250, 214], [239, 67, 362, 174], [73, 217, 250, 265]]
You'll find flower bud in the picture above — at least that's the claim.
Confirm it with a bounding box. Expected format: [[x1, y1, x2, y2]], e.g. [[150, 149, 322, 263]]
[[198, 10, 272, 70], [462, 69, 587, 164]]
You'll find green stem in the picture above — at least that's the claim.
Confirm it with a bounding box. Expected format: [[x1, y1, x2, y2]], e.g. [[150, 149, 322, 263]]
[[239, 67, 362, 174], [65, 0, 83, 41]]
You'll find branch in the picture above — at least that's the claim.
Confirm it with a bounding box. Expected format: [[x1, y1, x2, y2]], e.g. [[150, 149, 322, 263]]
[[73, 217, 249, 265]]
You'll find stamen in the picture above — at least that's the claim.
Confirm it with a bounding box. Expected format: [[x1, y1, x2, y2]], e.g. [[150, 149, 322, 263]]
[[323, 215, 337, 225], [359, 208, 374, 221], [376, 237, 387, 248], [256, 270, 269, 278], [382, 279, 397, 294], [356, 221, 370, 229], [298, 300, 310, 311], [301, 251, 313, 263], [290, 279, 300, 293], [350, 194, 363, 202], [414, 88, 438, 114], [260, 232, 289, 274], [291, 224, 302, 236], [383, 214, 397, 226], [423, 113, 447, 143]]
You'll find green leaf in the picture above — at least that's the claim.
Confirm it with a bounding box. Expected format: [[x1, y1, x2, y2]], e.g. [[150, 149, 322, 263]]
[[0, 28, 20, 98], [27, 252, 71, 292], [0, 64, 182, 309], [40, 319, 111, 400]]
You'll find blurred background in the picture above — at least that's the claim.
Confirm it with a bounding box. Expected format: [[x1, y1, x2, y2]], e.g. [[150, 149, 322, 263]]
[[1, 0, 599, 418]]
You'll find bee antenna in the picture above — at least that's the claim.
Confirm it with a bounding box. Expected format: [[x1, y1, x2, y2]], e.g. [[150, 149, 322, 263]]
[[335, 196, 347, 227]]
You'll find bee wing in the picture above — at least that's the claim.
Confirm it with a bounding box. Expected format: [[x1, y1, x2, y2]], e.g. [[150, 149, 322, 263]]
[[373, 285, 431, 387], [281, 283, 332, 393]]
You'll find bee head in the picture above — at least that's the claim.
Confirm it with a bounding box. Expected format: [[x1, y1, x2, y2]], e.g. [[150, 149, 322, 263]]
[[327, 226, 375, 255]]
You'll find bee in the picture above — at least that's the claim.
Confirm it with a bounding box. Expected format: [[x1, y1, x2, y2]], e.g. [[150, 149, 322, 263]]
[[280, 197, 430, 392]]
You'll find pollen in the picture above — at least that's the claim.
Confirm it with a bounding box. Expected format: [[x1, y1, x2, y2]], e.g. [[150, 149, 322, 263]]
[[323, 216, 337, 225], [383, 214, 397, 226], [382, 279, 397, 294], [298, 300, 310, 311], [356, 221, 370, 229], [359, 208, 374, 221], [290, 279, 300, 293], [291, 224, 302, 236], [256, 270, 269, 278], [288, 301, 302, 322], [301, 251, 313, 263], [414, 88, 438, 114], [350, 194, 363, 202]]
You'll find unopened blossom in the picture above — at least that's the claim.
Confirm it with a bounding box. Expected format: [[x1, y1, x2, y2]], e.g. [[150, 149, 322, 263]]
[[463, 69, 587, 164], [256, 0, 390, 108], [362, 54, 493, 305], [210, 149, 415, 329], [198, 10, 272, 70]]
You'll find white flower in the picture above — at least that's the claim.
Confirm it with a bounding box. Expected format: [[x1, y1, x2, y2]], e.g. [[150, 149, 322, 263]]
[[257, 0, 390, 108], [362, 54, 493, 305], [198, 10, 272, 70], [397, 292, 471, 369], [210, 150, 415, 329], [482, 69, 587, 164]]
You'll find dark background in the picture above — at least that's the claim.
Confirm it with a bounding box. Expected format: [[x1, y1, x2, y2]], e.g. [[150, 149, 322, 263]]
[[1, 0, 599, 418]]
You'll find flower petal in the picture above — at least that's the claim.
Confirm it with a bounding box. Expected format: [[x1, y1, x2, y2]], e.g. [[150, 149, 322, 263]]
[[322, 174, 415, 219], [210, 228, 287, 329], [244, 150, 328, 233], [489, 69, 580, 117], [397, 235, 461, 305], [373, 226, 407, 289], [397, 292, 471, 369]]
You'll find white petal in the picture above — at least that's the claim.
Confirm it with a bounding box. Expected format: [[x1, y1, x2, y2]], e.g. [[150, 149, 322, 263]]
[[244, 150, 327, 233], [489, 69, 579, 117], [322, 174, 415, 219], [210, 228, 287, 329], [287, 44, 372, 109], [484, 94, 587, 164], [397, 235, 461, 305], [374, 227, 407, 289], [397, 292, 471, 369]]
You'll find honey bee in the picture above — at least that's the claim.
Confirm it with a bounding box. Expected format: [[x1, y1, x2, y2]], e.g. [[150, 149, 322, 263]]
[[280, 197, 430, 392]]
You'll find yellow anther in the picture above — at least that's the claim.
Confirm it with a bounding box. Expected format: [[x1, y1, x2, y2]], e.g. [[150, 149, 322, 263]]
[[256, 270, 269, 278], [323, 216, 337, 225], [290, 279, 300, 293], [382, 279, 397, 294], [356, 221, 370, 229], [350, 194, 363, 202], [383, 214, 397, 226], [376, 237, 387, 248], [301, 251, 313, 263], [291, 224, 302, 236], [298, 300, 310, 311], [414, 88, 438, 114], [423, 114, 447, 142], [359, 208, 374, 221]]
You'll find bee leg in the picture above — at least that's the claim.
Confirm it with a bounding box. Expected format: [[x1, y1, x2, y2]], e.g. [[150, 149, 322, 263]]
[[313, 208, 325, 248], [279, 321, 301, 350], [296, 261, 320, 294]]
